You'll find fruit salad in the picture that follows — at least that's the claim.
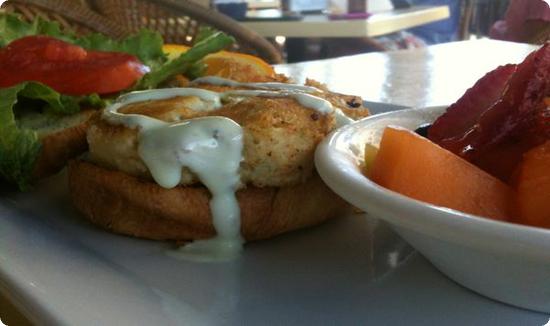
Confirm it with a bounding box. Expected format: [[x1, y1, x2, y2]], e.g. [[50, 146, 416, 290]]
[[368, 43, 550, 228]]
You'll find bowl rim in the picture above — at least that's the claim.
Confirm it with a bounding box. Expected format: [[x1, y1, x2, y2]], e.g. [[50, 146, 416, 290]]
[[315, 106, 550, 261]]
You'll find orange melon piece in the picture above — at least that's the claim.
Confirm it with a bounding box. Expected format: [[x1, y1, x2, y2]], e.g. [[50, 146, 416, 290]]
[[514, 140, 550, 228], [369, 126, 513, 221]]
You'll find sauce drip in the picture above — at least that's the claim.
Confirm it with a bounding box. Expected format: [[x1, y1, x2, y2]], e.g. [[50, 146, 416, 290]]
[[104, 89, 243, 261]]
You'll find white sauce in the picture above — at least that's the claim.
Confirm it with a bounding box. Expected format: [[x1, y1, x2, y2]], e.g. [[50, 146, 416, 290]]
[[141, 117, 244, 261], [191, 76, 355, 128], [334, 109, 355, 126], [104, 90, 244, 261], [191, 76, 321, 93], [104, 88, 222, 129], [101, 78, 357, 262], [223, 90, 332, 113]]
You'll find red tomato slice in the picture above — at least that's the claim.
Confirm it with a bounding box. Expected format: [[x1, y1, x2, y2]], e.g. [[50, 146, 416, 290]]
[[0, 35, 149, 95]]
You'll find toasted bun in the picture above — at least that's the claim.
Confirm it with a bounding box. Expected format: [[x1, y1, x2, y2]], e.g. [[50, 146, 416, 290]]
[[67, 160, 350, 241], [32, 110, 97, 179]]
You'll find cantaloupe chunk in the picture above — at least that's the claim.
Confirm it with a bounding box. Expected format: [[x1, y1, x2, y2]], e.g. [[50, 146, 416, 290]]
[[369, 126, 513, 221], [514, 140, 550, 227]]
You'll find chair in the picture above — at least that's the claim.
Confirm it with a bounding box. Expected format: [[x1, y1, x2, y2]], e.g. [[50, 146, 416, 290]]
[[1, 0, 127, 38], [458, 0, 474, 40], [2, 0, 283, 63], [87, 0, 283, 63]]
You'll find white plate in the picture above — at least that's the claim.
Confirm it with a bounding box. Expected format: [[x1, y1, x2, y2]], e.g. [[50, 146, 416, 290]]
[[1, 111, 548, 325]]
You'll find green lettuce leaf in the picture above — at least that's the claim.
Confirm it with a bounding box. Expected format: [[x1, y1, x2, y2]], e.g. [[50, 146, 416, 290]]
[[135, 31, 234, 89], [73, 29, 167, 69], [0, 85, 41, 191], [0, 13, 71, 46], [0, 82, 103, 190]]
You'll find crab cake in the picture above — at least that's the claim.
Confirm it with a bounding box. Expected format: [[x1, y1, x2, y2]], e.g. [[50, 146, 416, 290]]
[[69, 81, 369, 246]]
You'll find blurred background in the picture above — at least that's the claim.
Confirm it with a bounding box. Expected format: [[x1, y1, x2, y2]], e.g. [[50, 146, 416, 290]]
[[4, 0, 549, 64]]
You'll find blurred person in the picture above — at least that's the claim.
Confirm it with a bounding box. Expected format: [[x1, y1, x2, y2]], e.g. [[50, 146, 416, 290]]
[[490, 0, 550, 42], [392, 0, 462, 44]]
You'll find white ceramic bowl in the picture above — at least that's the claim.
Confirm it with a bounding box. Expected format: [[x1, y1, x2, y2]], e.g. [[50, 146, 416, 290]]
[[315, 106, 550, 313]]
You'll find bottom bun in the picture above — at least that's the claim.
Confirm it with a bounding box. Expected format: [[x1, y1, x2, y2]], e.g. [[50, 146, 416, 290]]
[[68, 160, 351, 241]]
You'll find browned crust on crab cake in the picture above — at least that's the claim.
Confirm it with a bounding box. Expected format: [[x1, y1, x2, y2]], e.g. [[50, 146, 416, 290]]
[[68, 159, 351, 241]]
